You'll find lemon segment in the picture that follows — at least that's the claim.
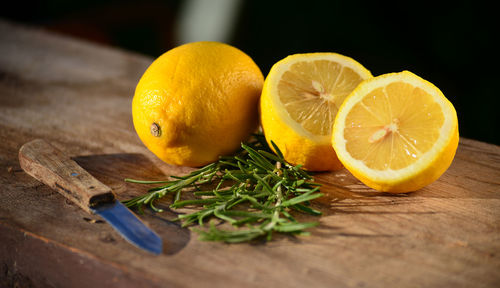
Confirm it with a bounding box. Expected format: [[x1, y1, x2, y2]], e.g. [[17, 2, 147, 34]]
[[332, 71, 459, 192], [260, 53, 372, 171]]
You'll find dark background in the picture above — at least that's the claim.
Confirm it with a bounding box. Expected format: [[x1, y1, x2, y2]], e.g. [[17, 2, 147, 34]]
[[3, 0, 499, 145]]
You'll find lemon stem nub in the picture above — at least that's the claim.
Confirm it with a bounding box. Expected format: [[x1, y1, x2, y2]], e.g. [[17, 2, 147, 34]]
[[150, 123, 161, 137]]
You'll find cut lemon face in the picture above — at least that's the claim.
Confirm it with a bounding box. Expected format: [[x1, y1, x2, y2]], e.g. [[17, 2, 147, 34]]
[[260, 53, 372, 171], [332, 71, 459, 192]]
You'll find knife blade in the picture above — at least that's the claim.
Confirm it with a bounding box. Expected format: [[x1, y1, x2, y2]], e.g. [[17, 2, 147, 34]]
[[18, 139, 163, 254]]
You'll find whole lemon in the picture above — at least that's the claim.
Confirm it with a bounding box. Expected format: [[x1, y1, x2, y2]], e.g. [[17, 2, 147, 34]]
[[132, 41, 264, 166]]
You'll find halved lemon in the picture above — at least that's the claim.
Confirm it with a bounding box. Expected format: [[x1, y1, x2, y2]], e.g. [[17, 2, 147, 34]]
[[260, 53, 372, 171], [332, 71, 459, 192]]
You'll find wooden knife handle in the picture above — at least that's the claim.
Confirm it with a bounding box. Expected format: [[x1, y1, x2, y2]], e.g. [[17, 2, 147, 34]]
[[19, 139, 115, 214]]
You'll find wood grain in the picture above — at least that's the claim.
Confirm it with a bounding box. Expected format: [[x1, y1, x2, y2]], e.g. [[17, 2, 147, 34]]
[[1, 20, 499, 288], [19, 139, 114, 213]]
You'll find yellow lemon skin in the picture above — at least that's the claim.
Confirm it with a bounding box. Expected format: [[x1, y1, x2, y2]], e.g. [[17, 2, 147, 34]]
[[133, 41, 264, 167]]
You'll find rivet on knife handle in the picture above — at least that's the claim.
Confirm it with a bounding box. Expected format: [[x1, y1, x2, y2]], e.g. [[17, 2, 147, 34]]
[[19, 139, 114, 213]]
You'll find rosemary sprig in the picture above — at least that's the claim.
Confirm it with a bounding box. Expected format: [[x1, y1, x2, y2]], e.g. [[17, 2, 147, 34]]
[[123, 134, 323, 243]]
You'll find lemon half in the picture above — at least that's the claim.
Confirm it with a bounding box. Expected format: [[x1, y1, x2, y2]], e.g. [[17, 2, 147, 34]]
[[260, 53, 372, 171], [332, 71, 459, 192]]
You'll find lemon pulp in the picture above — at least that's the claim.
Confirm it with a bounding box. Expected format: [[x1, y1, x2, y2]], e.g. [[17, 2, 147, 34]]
[[344, 82, 445, 170], [278, 60, 366, 137]]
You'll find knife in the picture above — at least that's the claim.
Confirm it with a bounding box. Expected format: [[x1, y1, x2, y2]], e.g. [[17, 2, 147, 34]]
[[18, 139, 163, 255]]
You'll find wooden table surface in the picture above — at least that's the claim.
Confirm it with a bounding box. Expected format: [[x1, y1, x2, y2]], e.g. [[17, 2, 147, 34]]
[[1, 20, 499, 288]]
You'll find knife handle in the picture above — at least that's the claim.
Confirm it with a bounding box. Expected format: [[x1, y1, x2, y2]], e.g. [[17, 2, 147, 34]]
[[19, 139, 115, 214]]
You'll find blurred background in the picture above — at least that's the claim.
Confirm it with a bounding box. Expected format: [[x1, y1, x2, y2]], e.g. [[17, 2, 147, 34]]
[[2, 0, 499, 145]]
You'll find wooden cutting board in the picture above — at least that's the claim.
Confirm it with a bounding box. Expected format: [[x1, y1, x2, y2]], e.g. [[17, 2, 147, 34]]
[[1, 20, 499, 288]]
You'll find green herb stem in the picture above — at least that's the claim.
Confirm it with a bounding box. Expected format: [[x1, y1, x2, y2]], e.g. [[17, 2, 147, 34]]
[[122, 134, 322, 243]]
